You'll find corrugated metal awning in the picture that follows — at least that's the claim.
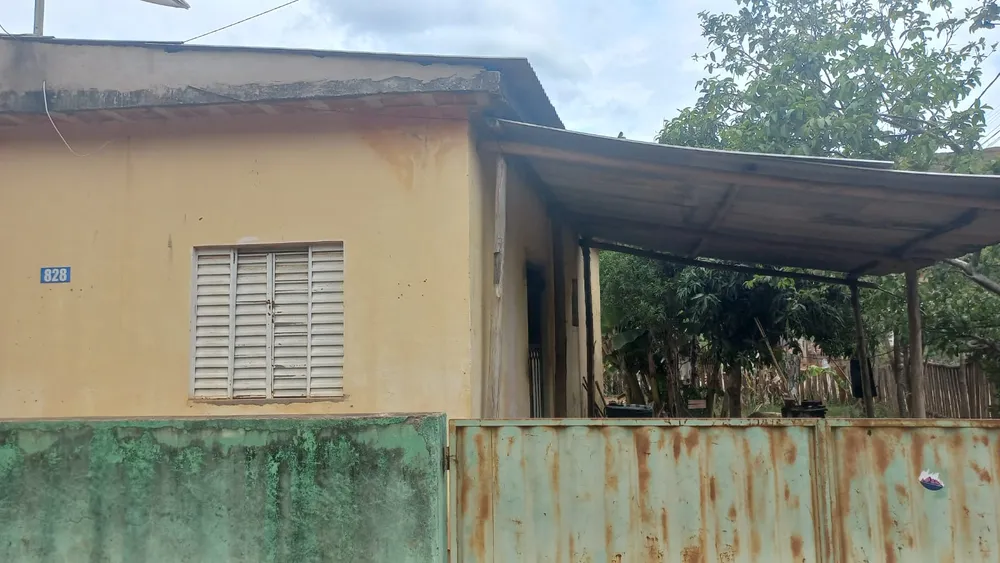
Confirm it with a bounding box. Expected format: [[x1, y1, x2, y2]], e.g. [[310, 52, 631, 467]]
[[487, 119, 1000, 275]]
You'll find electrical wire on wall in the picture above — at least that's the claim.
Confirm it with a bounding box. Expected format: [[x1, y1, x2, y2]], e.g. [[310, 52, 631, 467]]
[[42, 81, 113, 157]]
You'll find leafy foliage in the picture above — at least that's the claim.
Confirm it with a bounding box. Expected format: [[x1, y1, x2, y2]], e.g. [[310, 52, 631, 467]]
[[658, 0, 1000, 170], [673, 268, 855, 365], [861, 254, 1000, 399], [600, 0, 1000, 415], [600, 252, 858, 414], [659, 0, 1000, 343], [921, 248, 1000, 360]]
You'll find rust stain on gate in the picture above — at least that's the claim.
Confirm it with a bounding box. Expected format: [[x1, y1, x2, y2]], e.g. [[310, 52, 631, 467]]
[[829, 420, 1000, 562], [450, 418, 1000, 562]]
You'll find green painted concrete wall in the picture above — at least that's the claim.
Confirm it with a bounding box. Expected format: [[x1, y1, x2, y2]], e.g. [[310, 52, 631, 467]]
[[0, 414, 447, 563]]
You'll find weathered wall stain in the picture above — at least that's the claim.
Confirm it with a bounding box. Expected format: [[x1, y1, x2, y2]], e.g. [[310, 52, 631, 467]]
[[0, 73, 502, 114], [0, 415, 446, 563], [0, 113, 477, 421]]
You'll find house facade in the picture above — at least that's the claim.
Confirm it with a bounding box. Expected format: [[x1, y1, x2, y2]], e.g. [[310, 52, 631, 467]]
[[0, 37, 599, 420]]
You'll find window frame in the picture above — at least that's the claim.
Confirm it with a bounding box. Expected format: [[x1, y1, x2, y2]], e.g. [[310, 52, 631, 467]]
[[188, 241, 345, 402]]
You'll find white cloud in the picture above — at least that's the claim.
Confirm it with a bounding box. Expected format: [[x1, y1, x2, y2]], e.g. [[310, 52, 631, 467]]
[[2, 0, 997, 142], [306, 0, 730, 139]]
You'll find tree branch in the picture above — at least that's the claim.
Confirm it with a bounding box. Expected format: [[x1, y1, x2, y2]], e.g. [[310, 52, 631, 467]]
[[877, 5, 901, 58], [944, 258, 1000, 296], [877, 113, 966, 154]]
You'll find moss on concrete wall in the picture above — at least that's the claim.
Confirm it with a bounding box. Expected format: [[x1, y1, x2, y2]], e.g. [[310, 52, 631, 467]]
[[0, 415, 446, 562]]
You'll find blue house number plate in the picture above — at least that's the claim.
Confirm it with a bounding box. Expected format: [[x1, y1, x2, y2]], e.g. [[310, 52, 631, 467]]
[[40, 267, 71, 284]]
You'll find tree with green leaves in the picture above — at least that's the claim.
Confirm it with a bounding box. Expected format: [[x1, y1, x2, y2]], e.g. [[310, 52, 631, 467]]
[[600, 252, 678, 411], [647, 0, 1000, 416], [659, 0, 998, 170], [601, 252, 858, 417]]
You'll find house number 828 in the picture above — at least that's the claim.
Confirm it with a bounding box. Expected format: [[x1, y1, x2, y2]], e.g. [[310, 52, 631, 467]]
[[40, 267, 71, 284]]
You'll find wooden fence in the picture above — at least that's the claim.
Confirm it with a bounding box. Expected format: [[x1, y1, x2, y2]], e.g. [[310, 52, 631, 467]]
[[795, 366, 852, 404], [795, 361, 996, 418]]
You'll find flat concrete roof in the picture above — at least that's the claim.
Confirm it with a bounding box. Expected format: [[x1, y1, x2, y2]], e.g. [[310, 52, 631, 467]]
[[0, 36, 562, 128]]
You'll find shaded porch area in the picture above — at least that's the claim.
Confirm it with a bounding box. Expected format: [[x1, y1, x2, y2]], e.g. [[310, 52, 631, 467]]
[[482, 118, 1000, 418]]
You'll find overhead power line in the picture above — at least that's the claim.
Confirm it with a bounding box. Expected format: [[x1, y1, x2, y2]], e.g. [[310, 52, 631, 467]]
[[984, 125, 1000, 146], [978, 70, 1000, 104], [984, 108, 1000, 127], [183, 0, 300, 44]]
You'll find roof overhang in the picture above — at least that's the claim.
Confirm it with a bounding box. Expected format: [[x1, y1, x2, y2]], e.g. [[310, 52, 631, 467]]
[[0, 37, 562, 129], [485, 119, 1000, 276]]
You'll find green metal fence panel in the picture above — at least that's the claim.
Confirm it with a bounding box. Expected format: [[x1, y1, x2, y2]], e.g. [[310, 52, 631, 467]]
[[827, 420, 1000, 562], [451, 419, 823, 562], [0, 414, 447, 563], [450, 418, 1000, 563]]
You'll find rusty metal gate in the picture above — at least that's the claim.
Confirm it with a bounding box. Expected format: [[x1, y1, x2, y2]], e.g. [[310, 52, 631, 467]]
[[449, 419, 1000, 562]]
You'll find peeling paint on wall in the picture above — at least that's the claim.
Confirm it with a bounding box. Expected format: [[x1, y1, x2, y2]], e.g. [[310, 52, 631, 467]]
[[0, 415, 447, 563]]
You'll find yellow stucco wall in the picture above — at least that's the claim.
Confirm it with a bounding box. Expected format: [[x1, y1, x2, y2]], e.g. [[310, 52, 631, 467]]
[[471, 146, 596, 418], [499, 164, 554, 418], [467, 131, 486, 418], [0, 113, 477, 419]]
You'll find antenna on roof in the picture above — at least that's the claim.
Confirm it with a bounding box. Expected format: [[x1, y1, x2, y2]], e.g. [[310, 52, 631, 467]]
[[139, 0, 191, 7], [32, 0, 190, 37]]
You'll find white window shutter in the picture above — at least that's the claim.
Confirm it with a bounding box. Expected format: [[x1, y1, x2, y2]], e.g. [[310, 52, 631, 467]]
[[272, 250, 310, 398], [233, 252, 269, 398], [308, 244, 345, 397], [192, 250, 233, 398], [192, 244, 344, 400]]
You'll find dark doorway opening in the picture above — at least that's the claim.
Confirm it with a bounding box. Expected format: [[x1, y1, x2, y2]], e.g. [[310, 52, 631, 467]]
[[526, 264, 546, 418]]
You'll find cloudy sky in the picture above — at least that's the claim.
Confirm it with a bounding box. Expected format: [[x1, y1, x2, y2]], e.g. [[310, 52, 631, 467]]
[[1, 0, 998, 142]]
